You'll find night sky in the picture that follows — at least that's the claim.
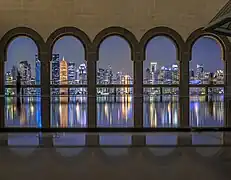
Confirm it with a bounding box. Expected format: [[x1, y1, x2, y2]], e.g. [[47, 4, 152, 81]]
[[5, 35, 224, 77]]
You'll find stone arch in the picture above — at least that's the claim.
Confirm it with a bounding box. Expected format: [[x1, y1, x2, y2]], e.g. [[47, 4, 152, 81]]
[[186, 27, 229, 86], [186, 27, 230, 61], [46, 26, 92, 59], [139, 26, 185, 61], [93, 26, 139, 61], [187, 28, 227, 143], [0, 27, 46, 62]]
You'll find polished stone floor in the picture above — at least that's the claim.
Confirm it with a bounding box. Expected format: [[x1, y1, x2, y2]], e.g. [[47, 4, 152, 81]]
[[0, 145, 231, 180]]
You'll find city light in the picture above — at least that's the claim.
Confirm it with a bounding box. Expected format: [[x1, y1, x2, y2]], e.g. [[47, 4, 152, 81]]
[[4, 53, 224, 97]]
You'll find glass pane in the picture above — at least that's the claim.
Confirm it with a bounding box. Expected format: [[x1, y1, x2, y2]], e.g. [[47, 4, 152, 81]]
[[5, 36, 40, 85], [97, 36, 133, 85], [5, 88, 41, 127], [143, 36, 179, 85], [50, 36, 86, 85], [50, 88, 87, 127], [190, 36, 224, 85], [190, 87, 224, 145], [144, 87, 178, 145]]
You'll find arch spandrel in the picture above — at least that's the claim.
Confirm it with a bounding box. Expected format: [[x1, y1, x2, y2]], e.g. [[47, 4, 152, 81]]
[[186, 27, 231, 61], [0, 27, 46, 62], [46, 27, 92, 60]]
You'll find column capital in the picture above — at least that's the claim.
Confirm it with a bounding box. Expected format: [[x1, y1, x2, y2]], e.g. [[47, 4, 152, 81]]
[[180, 50, 190, 62], [132, 52, 143, 62], [87, 51, 97, 62]]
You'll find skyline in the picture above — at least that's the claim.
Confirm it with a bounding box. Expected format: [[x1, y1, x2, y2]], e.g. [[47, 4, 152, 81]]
[[5, 35, 224, 77]]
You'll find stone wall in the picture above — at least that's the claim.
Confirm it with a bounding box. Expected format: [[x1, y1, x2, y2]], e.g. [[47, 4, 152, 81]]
[[0, 0, 228, 40]]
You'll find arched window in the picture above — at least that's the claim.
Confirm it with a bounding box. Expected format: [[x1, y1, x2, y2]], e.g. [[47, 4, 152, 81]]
[[189, 36, 224, 145], [97, 35, 133, 146]]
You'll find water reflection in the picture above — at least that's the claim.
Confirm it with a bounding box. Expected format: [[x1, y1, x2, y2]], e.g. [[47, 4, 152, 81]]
[[5, 95, 224, 128], [97, 95, 133, 127], [144, 101, 179, 127], [5, 95, 224, 145], [5, 96, 40, 127], [190, 96, 224, 127], [51, 96, 87, 127]]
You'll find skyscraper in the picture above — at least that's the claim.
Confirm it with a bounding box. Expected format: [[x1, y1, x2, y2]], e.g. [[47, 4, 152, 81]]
[[19, 61, 32, 94], [51, 54, 60, 85], [150, 62, 157, 72], [172, 64, 179, 84], [35, 55, 41, 84], [107, 65, 113, 84], [116, 71, 123, 84], [78, 63, 87, 84], [196, 64, 204, 80], [150, 62, 157, 83], [97, 68, 105, 84], [68, 62, 76, 84], [19, 61, 31, 84], [11, 65, 17, 81], [158, 66, 167, 84], [60, 57, 68, 95]]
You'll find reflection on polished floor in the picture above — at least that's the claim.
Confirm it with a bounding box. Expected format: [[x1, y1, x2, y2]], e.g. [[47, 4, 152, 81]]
[[0, 145, 230, 180]]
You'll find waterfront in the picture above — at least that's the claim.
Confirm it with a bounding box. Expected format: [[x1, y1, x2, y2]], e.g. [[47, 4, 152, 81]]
[[4, 95, 224, 145]]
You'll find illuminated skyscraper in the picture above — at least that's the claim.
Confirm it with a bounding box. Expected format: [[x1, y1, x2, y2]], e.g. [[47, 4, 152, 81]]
[[116, 71, 123, 84], [196, 64, 204, 80], [158, 66, 168, 84], [35, 55, 41, 84], [150, 62, 157, 72], [51, 54, 60, 85], [78, 63, 87, 84], [19, 61, 32, 94], [214, 70, 224, 84], [60, 57, 68, 95], [150, 62, 157, 83], [107, 65, 113, 84], [68, 62, 76, 95], [68, 62, 76, 84], [97, 68, 105, 84], [172, 64, 179, 84], [19, 61, 31, 84], [11, 65, 17, 81]]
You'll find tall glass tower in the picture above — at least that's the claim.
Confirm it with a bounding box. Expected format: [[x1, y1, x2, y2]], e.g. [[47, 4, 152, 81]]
[[35, 55, 41, 85], [51, 54, 60, 85]]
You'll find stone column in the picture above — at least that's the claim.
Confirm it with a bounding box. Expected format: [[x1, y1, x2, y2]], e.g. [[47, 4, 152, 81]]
[[86, 52, 98, 146], [0, 59, 4, 129], [224, 49, 231, 146], [132, 52, 145, 146], [178, 50, 191, 146], [0, 59, 7, 146], [39, 51, 53, 147]]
